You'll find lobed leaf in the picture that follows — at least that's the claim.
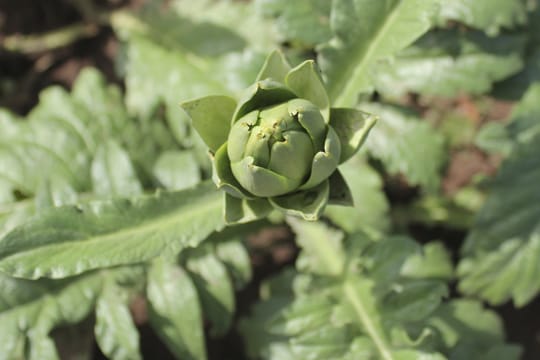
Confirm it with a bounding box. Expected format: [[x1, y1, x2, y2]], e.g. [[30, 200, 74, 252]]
[[319, 0, 439, 106], [373, 30, 526, 98], [325, 157, 390, 235], [363, 103, 446, 191], [95, 282, 141, 360], [0, 181, 224, 279], [147, 259, 206, 360], [437, 0, 528, 35], [459, 91, 540, 306], [255, 0, 333, 47], [186, 250, 235, 337]]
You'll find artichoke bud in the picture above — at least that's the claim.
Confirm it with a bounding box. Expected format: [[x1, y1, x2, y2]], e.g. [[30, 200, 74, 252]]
[[228, 98, 327, 197]]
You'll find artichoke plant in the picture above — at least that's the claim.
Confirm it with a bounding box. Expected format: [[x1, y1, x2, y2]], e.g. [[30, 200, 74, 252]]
[[182, 51, 376, 224]]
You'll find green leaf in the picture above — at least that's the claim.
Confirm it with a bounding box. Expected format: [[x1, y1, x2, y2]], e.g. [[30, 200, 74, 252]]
[[71, 68, 131, 139], [91, 140, 143, 197], [437, 0, 527, 35], [286, 60, 330, 120], [118, 36, 229, 146], [256, 50, 292, 82], [329, 108, 377, 163], [373, 30, 526, 98], [186, 250, 235, 336], [270, 180, 330, 221], [0, 200, 35, 239], [327, 170, 354, 206], [0, 181, 224, 279], [170, 0, 277, 51], [213, 143, 255, 200], [215, 238, 253, 290], [493, 47, 540, 100], [479, 84, 540, 155], [325, 157, 390, 235], [241, 222, 514, 359], [459, 130, 540, 306], [401, 242, 454, 280], [319, 0, 438, 106], [153, 150, 201, 190], [225, 195, 273, 224], [0, 270, 128, 360], [95, 282, 141, 360], [112, 1, 276, 146], [363, 103, 446, 191], [427, 300, 521, 359], [255, 0, 333, 47], [181, 95, 236, 152], [287, 217, 345, 276], [147, 259, 206, 360]]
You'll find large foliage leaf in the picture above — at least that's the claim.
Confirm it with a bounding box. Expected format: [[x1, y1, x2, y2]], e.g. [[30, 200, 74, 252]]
[[255, 0, 333, 47], [325, 156, 390, 235], [147, 259, 207, 360], [185, 248, 236, 337], [459, 87, 540, 306], [437, 0, 528, 35], [319, 0, 439, 106], [95, 280, 141, 360], [112, 0, 275, 147], [477, 84, 540, 155], [91, 140, 143, 197], [458, 136, 540, 306], [0, 68, 170, 238], [493, 5, 540, 99], [0, 181, 224, 279], [373, 30, 525, 98], [363, 103, 446, 191], [242, 220, 518, 359], [494, 46, 540, 100], [0, 267, 142, 360]]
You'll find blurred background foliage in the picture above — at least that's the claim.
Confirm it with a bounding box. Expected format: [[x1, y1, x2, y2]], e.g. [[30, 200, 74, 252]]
[[1, 0, 540, 359]]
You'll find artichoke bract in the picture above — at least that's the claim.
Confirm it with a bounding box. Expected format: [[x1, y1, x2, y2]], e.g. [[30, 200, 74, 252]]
[[181, 51, 376, 224]]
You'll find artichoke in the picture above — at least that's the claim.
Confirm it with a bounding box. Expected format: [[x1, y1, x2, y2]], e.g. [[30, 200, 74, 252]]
[[182, 51, 376, 224]]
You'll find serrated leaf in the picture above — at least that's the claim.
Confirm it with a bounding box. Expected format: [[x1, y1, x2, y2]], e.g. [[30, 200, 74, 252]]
[[71, 68, 131, 139], [255, 0, 333, 47], [437, 0, 528, 35], [427, 300, 520, 359], [287, 218, 345, 276], [153, 150, 201, 191], [147, 259, 206, 360], [91, 140, 143, 197], [119, 37, 228, 146], [0, 181, 224, 279], [480, 84, 540, 154], [0, 270, 117, 360], [95, 282, 141, 360], [401, 242, 454, 280], [170, 0, 277, 51], [494, 47, 540, 100], [215, 238, 252, 290], [186, 250, 235, 336], [325, 157, 390, 235], [319, 0, 438, 106], [459, 112, 540, 306], [381, 279, 448, 323], [373, 30, 525, 98], [112, 1, 275, 147], [363, 103, 446, 191]]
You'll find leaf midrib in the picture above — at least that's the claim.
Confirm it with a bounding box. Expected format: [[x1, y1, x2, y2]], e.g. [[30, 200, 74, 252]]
[[343, 279, 394, 360], [331, 1, 402, 107], [0, 187, 223, 278]]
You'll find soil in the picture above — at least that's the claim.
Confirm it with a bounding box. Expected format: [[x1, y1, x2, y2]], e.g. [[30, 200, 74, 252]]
[[1, 1, 539, 359]]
